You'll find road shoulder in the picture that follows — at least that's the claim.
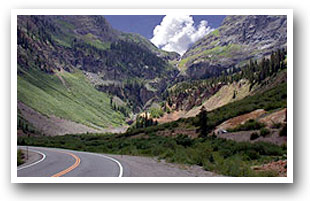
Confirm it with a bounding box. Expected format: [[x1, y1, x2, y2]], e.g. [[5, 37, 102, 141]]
[[17, 148, 43, 169]]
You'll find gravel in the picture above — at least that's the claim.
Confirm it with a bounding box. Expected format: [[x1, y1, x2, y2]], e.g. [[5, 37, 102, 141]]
[[107, 154, 221, 177]]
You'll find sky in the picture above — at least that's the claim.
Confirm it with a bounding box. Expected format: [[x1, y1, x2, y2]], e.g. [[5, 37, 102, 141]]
[[104, 15, 226, 55]]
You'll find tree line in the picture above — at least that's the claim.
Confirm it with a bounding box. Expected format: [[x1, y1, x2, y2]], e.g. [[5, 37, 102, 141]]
[[164, 48, 287, 111]]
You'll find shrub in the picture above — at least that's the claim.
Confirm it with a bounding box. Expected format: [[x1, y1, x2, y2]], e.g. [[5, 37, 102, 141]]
[[17, 130, 286, 177], [279, 124, 287, 136], [17, 149, 24, 166], [228, 119, 265, 132], [175, 135, 193, 147], [271, 122, 282, 129], [149, 107, 164, 118], [260, 128, 270, 137], [250, 132, 260, 140]]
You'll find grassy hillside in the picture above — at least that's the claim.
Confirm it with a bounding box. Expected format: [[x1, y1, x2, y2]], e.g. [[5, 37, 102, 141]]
[[17, 67, 126, 129], [17, 80, 287, 176]]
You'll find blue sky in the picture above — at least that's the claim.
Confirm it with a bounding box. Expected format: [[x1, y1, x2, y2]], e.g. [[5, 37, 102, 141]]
[[104, 15, 226, 39], [104, 15, 226, 54]]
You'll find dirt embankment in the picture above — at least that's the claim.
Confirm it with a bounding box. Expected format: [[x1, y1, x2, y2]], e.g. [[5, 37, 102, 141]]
[[259, 108, 287, 127], [215, 108, 287, 132], [252, 160, 287, 177], [152, 108, 287, 145], [18, 101, 128, 136], [215, 108, 287, 146], [185, 80, 251, 118], [215, 109, 267, 133], [155, 110, 186, 124]]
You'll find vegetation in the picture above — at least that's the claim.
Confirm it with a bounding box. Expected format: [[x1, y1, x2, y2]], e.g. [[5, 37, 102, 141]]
[[260, 128, 271, 137], [18, 67, 126, 128], [167, 49, 287, 112], [18, 133, 286, 176], [227, 119, 265, 132], [135, 113, 158, 129], [110, 96, 130, 117], [18, 111, 40, 134], [250, 132, 260, 140], [17, 149, 24, 166], [178, 43, 244, 70], [180, 83, 287, 131], [279, 124, 287, 137], [198, 106, 208, 137], [149, 107, 164, 118], [242, 49, 287, 87], [16, 16, 288, 177], [98, 79, 154, 113]]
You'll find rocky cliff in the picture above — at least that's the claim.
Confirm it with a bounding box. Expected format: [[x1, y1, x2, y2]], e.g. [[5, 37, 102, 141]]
[[179, 15, 287, 79]]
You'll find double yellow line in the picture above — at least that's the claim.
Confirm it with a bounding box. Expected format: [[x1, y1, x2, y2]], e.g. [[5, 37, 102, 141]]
[[51, 151, 81, 177]]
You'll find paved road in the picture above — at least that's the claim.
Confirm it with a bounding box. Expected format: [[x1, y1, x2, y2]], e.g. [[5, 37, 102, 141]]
[[17, 146, 220, 177], [17, 147, 122, 177]]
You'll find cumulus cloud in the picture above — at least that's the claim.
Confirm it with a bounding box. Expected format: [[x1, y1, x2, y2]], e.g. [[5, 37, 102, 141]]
[[150, 15, 214, 55]]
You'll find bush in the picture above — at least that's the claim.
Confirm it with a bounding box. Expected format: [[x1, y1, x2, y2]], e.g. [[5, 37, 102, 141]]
[[271, 122, 282, 129], [250, 132, 260, 140], [279, 124, 287, 136], [149, 107, 164, 118], [175, 135, 193, 147], [184, 83, 287, 131], [17, 149, 24, 166], [228, 119, 265, 132], [17, 130, 286, 177], [260, 128, 270, 137]]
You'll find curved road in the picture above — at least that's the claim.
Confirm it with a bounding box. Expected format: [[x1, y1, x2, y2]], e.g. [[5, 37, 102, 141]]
[[17, 147, 123, 177]]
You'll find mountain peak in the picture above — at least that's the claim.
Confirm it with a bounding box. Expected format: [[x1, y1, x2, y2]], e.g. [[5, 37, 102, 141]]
[[178, 15, 287, 79]]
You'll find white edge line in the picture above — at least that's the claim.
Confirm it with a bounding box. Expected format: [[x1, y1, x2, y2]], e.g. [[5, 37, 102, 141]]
[[18, 147, 123, 177], [86, 153, 124, 177], [60, 149, 124, 177], [17, 148, 46, 171]]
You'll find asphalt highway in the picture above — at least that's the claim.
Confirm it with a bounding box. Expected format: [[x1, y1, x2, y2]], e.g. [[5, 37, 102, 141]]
[[17, 146, 123, 177]]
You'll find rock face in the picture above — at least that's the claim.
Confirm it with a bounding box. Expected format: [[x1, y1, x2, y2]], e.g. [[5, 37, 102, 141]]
[[180, 15, 287, 79]]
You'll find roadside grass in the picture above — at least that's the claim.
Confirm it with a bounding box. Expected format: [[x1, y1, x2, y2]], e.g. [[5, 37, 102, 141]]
[[17, 149, 24, 166], [18, 67, 126, 128], [18, 133, 286, 177]]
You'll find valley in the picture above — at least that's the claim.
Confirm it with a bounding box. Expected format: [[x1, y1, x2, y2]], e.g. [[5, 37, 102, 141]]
[[17, 15, 288, 177]]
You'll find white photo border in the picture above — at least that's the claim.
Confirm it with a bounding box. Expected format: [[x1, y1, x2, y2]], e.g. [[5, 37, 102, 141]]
[[11, 9, 293, 183]]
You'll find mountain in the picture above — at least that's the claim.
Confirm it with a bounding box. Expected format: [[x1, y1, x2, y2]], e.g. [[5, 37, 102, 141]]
[[178, 15, 287, 79], [17, 15, 287, 136], [17, 15, 179, 134]]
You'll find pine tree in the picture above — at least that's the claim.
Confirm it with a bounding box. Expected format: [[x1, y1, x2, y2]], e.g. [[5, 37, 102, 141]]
[[232, 90, 236, 99], [110, 96, 113, 107], [198, 106, 208, 138]]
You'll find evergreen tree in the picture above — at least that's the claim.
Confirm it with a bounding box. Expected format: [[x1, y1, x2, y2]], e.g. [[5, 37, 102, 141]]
[[198, 106, 208, 138], [232, 90, 236, 99]]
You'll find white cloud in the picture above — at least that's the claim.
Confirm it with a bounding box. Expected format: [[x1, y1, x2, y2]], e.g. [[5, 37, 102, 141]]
[[150, 15, 214, 55]]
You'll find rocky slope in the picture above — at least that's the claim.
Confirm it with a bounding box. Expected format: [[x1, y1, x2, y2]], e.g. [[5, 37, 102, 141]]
[[179, 15, 287, 79], [17, 15, 180, 132]]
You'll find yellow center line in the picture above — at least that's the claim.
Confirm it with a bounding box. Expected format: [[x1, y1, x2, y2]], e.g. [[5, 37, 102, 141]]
[[51, 151, 81, 177]]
